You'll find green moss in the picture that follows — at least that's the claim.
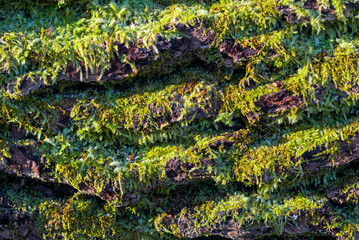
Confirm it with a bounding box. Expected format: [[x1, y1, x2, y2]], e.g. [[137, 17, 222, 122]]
[[2, 0, 359, 239]]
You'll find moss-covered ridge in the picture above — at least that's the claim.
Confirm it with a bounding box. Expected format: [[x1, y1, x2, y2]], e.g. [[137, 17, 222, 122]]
[[1, 0, 359, 239]]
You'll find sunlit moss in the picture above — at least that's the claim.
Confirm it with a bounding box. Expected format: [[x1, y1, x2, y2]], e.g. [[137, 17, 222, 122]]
[[1, 0, 359, 239]]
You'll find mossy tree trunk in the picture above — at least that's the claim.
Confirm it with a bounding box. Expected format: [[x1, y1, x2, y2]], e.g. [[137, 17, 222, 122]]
[[1, 0, 359, 239]]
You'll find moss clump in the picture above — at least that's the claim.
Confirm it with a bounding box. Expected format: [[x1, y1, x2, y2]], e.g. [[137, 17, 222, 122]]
[[1, 0, 359, 239]]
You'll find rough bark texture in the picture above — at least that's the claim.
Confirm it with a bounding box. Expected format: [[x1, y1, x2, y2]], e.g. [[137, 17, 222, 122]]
[[0, 207, 40, 240], [7, 22, 217, 96], [157, 203, 339, 239], [2, 0, 359, 239]]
